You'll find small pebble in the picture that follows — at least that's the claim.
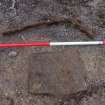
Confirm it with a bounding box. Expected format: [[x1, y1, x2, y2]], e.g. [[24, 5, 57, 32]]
[[8, 51, 17, 57]]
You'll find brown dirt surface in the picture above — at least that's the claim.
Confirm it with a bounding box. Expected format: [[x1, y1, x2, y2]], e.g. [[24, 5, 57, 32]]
[[0, 0, 105, 105]]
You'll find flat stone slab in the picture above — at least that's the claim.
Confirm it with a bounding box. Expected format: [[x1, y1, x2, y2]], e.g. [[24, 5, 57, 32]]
[[28, 48, 87, 96]]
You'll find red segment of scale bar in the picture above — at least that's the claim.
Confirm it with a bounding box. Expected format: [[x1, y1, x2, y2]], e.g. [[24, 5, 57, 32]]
[[102, 40, 105, 45], [0, 42, 50, 47]]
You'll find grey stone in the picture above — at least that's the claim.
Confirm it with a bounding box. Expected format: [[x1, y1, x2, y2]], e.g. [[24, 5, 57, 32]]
[[8, 51, 17, 57], [0, 0, 93, 34], [28, 48, 87, 96], [0, 0, 64, 33]]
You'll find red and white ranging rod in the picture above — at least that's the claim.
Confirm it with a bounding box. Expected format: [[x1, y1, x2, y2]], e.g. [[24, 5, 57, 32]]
[[0, 40, 105, 47]]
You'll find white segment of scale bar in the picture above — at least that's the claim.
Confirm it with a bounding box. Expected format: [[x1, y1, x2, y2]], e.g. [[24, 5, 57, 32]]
[[50, 41, 103, 46]]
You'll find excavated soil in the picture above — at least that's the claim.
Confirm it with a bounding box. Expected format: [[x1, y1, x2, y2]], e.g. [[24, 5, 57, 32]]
[[0, 0, 105, 105]]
